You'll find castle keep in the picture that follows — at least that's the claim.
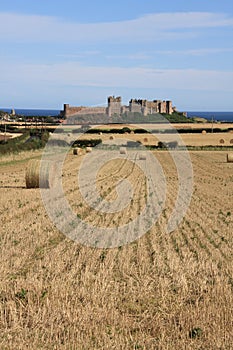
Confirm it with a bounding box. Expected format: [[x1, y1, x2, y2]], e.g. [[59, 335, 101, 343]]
[[61, 96, 174, 118], [107, 96, 122, 116], [129, 99, 172, 116]]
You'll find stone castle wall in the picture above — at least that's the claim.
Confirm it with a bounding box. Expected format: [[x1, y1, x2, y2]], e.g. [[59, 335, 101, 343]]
[[61, 96, 175, 118], [74, 107, 106, 115], [61, 104, 106, 117], [129, 99, 173, 115]]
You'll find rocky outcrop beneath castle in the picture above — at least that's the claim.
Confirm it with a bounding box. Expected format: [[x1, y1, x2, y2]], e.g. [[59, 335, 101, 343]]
[[67, 113, 109, 125], [63, 112, 183, 125]]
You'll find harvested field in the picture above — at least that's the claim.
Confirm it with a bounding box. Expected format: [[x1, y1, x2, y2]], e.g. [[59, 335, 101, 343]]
[[178, 132, 233, 147], [0, 149, 233, 349], [57, 130, 233, 147], [49, 122, 233, 131]]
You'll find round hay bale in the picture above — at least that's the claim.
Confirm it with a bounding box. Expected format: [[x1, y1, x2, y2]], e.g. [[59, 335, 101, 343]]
[[109, 136, 114, 140], [202, 130, 207, 135], [86, 146, 92, 153], [99, 132, 102, 135], [230, 139, 233, 144], [25, 160, 55, 189], [130, 130, 134, 134], [73, 147, 83, 155], [219, 139, 225, 144], [227, 153, 233, 162], [139, 153, 147, 160], [144, 137, 148, 142], [119, 147, 127, 155]]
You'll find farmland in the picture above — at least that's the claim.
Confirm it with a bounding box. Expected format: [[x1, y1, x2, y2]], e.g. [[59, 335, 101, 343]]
[[0, 146, 233, 349]]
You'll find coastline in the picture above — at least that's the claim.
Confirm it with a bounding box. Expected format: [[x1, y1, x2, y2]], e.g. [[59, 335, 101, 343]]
[[1, 108, 233, 122]]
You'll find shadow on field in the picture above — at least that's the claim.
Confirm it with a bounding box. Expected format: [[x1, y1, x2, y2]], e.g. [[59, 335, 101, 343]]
[[0, 185, 26, 189]]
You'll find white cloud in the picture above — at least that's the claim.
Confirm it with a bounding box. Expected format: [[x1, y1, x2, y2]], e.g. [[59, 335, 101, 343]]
[[103, 48, 233, 61], [106, 53, 152, 60], [0, 11, 232, 43], [57, 51, 101, 59], [1, 61, 233, 93], [156, 48, 233, 56]]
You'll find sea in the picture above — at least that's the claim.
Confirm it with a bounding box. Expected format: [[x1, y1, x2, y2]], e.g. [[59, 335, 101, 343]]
[[0, 108, 61, 117], [187, 111, 233, 123], [1, 108, 233, 122]]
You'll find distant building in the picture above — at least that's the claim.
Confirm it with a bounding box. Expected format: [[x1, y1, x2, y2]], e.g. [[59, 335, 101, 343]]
[[60, 96, 177, 119]]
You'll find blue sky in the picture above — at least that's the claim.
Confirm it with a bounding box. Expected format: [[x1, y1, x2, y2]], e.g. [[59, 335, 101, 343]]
[[0, 0, 233, 111]]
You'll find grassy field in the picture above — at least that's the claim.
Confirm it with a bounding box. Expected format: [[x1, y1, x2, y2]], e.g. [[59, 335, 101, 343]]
[[0, 148, 233, 349]]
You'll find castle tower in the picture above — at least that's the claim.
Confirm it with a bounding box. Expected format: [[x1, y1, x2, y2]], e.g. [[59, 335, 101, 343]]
[[107, 96, 122, 117], [159, 101, 167, 114], [166, 101, 172, 115]]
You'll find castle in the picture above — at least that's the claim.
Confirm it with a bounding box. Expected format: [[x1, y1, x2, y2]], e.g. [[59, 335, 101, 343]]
[[60, 96, 175, 119]]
